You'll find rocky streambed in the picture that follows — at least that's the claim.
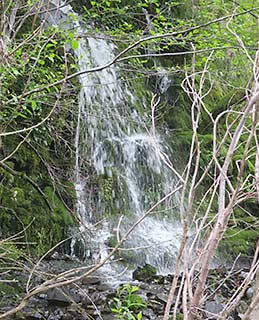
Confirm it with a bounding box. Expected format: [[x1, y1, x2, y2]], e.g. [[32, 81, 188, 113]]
[[0, 255, 255, 320]]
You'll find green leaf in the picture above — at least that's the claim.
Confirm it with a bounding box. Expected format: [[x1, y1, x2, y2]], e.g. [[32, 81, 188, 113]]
[[45, 43, 55, 49], [137, 312, 142, 320], [48, 52, 55, 62], [130, 286, 139, 293], [71, 39, 79, 50], [12, 68, 20, 76], [31, 100, 37, 111], [247, 160, 255, 171], [68, 31, 74, 40]]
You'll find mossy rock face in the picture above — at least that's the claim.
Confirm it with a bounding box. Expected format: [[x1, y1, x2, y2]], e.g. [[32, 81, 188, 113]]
[[0, 181, 75, 256], [220, 228, 258, 256], [132, 264, 157, 281], [219, 202, 259, 258], [0, 119, 77, 257], [242, 200, 259, 218]]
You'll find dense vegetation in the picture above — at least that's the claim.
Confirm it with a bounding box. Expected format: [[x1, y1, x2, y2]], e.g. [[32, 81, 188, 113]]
[[0, 0, 258, 263], [0, 4, 79, 256], [0, 0, 259, 318]]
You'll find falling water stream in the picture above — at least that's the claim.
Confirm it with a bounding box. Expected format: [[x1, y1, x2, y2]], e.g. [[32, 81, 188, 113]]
[[47, 1, 183, 280]]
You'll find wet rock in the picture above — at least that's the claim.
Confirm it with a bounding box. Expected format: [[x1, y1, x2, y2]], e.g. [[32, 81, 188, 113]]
[[236, 300, 248, 315], [16, 310, 53, 320], [1, 257, 256, 320], [63, 254, 73, 262], [156, 293, 168, 304], [152, 275, 167, 284], [149, 299, 165, 315], [133, 264, 157, 281], [47, 309, 65, 320], [49, 252, 62, 260], [205, 301, 225, 319], [81, 275, 101, 285], [81, 291, 107, 308], [38, 293, 47, 300], [246, 286, 254, 299], [143, 307, 156, 319], [62, 305, 88, 320], [95, 283, 112, 291], [46, 287, 81, 306], [96, 314, 114, 320]]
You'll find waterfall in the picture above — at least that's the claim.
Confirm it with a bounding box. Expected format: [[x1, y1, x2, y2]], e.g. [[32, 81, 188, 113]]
[[47, 1, 183, 279]]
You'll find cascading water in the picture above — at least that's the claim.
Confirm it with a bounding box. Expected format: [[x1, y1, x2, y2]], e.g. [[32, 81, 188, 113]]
[[47, 1, 183, 279]]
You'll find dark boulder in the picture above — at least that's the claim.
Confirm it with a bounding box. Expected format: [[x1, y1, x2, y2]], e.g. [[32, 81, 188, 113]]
[[133, 264, 157, 281]]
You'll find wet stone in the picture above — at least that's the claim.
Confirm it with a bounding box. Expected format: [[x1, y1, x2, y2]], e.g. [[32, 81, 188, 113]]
[[0, 257, 256, 320], [133, 264, 157, 281], [81, 292, 106, 307], [17, 312, 45, 320], [143, 307, 156, 319], [205, 301, 225, 319], [46, 287, 81, 306], [95, 283, 112, 291], [81, 276, 101, 285], [156, 293, 169, 304], [96, 314, 114, 320]]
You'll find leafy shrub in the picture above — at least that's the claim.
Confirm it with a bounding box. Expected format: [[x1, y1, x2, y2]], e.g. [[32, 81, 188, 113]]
[[111, 284, 147, 320]]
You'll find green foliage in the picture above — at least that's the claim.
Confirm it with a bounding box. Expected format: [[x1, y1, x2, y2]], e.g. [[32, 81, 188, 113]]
[[0, 164, 75, 256], [220, 228, 258, 256], [111, 284, 147, 320], [0, 110, 76, 257], [0, 26, 77, 124], [74, 0, 190, 58], [0, 3, 79, 258], [0, 241, 24, 261], [0, 283, 19, 296], [219, 203, 259, 257], [44, 186, 74, 226]]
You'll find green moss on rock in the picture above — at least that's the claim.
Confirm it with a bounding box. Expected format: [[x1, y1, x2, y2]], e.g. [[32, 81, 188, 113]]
[[132, 264, 157, 281], [220, 228, 258, 256]]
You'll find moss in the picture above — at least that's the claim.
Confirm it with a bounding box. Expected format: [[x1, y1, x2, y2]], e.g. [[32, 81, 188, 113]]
[[98, 172, 131, 218], [44, 186, 74, 225], [220, 228, 258, 256], [0, 5, 81, 262], [0, 241, 24, 261], [0, 283, 20, 295], [132, 264, 157, 281], [0, 137, 76, 257], [99, 176, 114, 204], [241, 200, 259, 218], [107, 235, 118, 249]]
